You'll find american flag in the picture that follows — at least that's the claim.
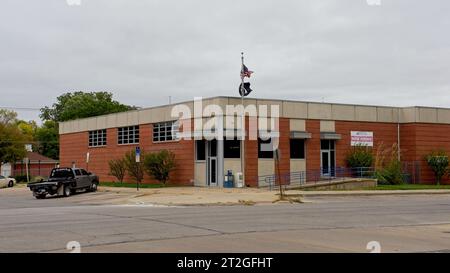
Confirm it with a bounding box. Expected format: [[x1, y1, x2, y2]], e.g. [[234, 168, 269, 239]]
[[240, 64, 254, 79]]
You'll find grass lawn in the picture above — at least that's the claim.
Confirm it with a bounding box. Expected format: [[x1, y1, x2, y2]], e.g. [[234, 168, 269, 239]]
[[100, 182, 165, 188], [373, 184, 450, 190]]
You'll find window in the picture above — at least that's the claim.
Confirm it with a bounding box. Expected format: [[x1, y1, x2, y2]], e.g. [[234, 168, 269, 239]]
[[153, 121, 179, 142], [89, 129, 107, 147], [224, 139, 241, 158], [74, 169, 81, 176], [50, 168, 74, 179], [321, 140, 335, 151], [118, 125, 139, 145], [196, 140, 206, 161], [81, 169, 88, 175], [290, 139, 305, 159], [258, 138, 274, 159]]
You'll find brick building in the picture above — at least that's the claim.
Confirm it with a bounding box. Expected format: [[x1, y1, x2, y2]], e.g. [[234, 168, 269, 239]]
[[58, 97, 450, 186], [0, 152, 59, 178]]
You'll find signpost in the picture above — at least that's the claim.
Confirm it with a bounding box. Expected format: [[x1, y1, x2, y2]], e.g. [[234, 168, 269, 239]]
[[86, 152, 90, 171], [135, 147, 141, 191], [274, 148, 284, 199], [24, 157, 30, 183]]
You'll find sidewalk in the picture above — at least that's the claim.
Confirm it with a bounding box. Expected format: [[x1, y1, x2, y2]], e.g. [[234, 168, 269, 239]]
[[98, 186, 279, 206], [97, 186, 450, 206]]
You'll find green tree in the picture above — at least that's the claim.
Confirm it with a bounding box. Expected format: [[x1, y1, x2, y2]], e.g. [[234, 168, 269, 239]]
[[144, 150, 176, 184], [35, 120, 59, 159], [16, 120, 37, 139], [40, 91, 136, 122], [425, 150, 449, 185], [108, 158, 127, 183], [0, 110, 27, 163], [123, 150, 145, 184], [38, 91, 135, 160]]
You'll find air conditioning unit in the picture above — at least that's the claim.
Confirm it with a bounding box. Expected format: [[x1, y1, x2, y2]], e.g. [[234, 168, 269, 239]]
[[235, 172, 244, 188]]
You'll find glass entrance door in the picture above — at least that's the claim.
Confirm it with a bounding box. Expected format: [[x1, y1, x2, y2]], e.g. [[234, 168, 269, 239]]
[[321, 151, 330, 176], [320, 140, 336, 177], [207, 140, 218, 186]]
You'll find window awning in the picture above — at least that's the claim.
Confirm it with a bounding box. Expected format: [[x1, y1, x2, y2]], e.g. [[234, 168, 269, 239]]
[[290, 131, 312, 139], [320, 132, 341, 140]]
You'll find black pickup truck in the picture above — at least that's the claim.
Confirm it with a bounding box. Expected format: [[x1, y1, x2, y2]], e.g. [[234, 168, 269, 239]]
[[27, 168, 99, 199]]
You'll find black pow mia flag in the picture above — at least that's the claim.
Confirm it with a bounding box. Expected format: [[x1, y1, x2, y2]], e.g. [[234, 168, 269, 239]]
[[239, 82, 252, 97]]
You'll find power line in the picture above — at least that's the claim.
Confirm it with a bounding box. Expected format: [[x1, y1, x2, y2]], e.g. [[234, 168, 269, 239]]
[[0, 140, 59, 144], [0, 106, 42, 111]]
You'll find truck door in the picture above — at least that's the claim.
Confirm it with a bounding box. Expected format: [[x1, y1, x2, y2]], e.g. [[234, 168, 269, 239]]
[[73, 169, 85, 188], [80, 169, 91, 188]]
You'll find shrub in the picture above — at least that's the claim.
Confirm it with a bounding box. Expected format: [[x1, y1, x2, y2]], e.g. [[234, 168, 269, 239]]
[[123, 150, 145, 184], [143, 150, 176, 184], [108, 158, 126, 183], [425, 150, 449, 185], [346, 145, 374, 168], [31, 176, 45, 183], [374, 143, 404, 185], [13, 175, 28, 183], [375, 159, 404, 185]]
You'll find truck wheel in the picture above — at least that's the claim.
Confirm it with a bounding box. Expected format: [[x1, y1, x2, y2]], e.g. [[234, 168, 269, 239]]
[[8, 181, 14, 187], [63, 185, 71, 197], [35, 194, 46, 199], [90, 182, 98, 192]]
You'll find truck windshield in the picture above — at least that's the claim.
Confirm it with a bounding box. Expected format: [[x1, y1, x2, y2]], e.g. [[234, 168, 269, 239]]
[[50, 169, 74, 179]]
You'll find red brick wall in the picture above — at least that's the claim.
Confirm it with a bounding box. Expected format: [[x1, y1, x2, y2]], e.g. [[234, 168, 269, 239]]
[[60, 119, 450, 186], [335, 121, 398, 167], [305, 120, 399, 181], [245, 116, 258, 187], [305, 120, 321, 181], [278, 118, 290, 182], [400, 123, 450, 184], [60, 124, 195, 185], [13, 163, 58, 177]]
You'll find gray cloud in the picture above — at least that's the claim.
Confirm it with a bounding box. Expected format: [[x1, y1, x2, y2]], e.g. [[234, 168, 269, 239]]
[[1, 0, 449, 122]]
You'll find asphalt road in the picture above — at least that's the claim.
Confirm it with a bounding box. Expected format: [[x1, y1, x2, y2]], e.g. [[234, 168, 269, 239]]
[[1, 187, 450, 253]]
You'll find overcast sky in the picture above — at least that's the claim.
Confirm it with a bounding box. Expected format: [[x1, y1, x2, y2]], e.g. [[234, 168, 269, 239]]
[[1, 0, 449, 122]]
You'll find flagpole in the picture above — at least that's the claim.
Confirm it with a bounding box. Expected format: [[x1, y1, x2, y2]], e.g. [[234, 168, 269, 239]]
[[240, 52, 245, 186]]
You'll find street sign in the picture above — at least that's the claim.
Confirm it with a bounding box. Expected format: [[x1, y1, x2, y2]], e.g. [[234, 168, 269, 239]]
[[135, 147, 141, 163], [86, 152, 90, 163]]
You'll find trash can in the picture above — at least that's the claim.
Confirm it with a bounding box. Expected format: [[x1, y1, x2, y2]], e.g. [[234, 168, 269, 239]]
[[224, 170, 234, 188]]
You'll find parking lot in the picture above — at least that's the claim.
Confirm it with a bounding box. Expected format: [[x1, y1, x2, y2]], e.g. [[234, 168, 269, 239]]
[[1, 186, 450, 252]]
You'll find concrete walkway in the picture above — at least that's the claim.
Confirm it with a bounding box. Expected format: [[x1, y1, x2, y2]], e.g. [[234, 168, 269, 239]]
[[97, 186, 450, 206], [98, 186, 279, 206]]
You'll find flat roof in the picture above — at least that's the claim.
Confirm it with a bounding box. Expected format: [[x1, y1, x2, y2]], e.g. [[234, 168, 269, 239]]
[[59, 96, 450, 134]]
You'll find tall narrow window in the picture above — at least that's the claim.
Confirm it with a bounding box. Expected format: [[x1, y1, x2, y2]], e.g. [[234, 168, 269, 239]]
[[89, 129, 107, 147], [118, 125, 139, 145], [196, 140, 206, 161]]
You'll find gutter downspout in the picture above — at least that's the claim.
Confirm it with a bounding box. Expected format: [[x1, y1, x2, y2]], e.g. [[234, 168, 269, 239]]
[[397, 108, 401, 162]]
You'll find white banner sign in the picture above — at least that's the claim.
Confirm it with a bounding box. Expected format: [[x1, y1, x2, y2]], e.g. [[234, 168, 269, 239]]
[[351, 131, 373, 146]]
